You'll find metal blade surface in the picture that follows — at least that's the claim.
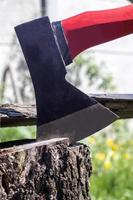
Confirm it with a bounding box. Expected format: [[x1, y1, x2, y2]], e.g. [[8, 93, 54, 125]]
[[38, 103, 119, 143]]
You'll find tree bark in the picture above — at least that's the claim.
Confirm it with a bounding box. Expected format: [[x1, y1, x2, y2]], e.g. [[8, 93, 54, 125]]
[[0, 138, 92, 200]]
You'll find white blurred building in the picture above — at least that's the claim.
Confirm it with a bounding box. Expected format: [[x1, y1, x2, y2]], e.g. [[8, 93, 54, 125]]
[[0, 0, 41, 103]]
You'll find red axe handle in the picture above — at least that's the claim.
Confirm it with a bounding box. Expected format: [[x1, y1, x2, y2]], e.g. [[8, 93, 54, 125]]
[[62, 5, 133, 59]]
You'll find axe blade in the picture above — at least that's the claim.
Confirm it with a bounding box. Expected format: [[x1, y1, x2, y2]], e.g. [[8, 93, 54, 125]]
[[37, 103, 118, 143], [15, 17, 119, 143]]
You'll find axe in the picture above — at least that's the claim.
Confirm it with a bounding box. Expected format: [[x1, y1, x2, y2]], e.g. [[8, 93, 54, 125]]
[[15, 5, 133, 143]]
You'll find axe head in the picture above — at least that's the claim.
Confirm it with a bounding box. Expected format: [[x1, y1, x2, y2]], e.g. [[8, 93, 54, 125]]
[[15, 17, 119, 143]]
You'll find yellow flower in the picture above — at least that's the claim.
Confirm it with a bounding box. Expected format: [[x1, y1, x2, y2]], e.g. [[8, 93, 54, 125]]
[[123, 153, 130, 160], [106, 138, 114, 146], [106, 139, 119, 151], [111, 144, 119, 151], [95, 153, 106, 161], [104, 161, 112, 171], [87, 137, 96, 145]]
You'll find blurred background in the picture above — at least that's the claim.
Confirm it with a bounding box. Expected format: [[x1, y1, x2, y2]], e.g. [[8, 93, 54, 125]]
[[0, 0, 133, 199]]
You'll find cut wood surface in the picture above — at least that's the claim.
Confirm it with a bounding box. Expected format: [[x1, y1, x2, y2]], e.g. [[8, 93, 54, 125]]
[[0, 138, 92, 200], [1, 94, 133, 127]]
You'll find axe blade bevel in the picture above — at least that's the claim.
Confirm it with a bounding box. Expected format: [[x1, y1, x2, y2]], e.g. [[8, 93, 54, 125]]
[[15, 17, 119, 143]]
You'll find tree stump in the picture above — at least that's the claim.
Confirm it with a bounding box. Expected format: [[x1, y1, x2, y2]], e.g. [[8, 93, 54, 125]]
[[0, 138, 92, 200]]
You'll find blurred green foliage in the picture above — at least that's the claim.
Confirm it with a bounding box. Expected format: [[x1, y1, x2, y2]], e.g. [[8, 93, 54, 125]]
[[0, 126, 36, 143], [67, 55, 116, 92], [87, 121, 133, 200]]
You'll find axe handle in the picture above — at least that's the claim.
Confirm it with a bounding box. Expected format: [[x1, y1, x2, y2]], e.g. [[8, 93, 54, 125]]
[[62, 5, 133, 58]]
